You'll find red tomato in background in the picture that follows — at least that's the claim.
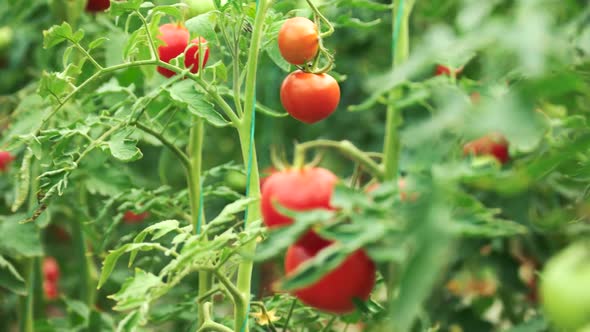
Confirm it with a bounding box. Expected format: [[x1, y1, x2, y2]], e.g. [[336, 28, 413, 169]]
[[463, 133, 510, 164], [435, 64, 464, 77], [43, 257, 60, 283], [261, 168, 337, 245], [86, 0, 111, 12], [43, 280, 59, 300], [123, 211, 149, 224], [157, 24, 209, 78], [280, 71, 340, 124], [285, 239, 376, 314], [278, 17, 319, 65], [0, 151, 14, 172]]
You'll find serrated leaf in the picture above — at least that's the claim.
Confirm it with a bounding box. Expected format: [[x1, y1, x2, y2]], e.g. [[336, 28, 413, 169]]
[[110, 269, 163, 311], [185, 12, 217, 42], [0, 255, 26, 295], [43, 22, 82, 49], [108, 130, 143, 162], [168, 81, 229, 127], [88, 37, 108, 50], [0, 215, 43, 257]]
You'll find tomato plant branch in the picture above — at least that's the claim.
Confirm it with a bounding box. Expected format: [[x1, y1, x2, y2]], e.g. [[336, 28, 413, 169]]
[[198, 302, 234, 332], [294, 140, 384, 179], [304, 0, 334, 38], [73, 42, 103, 70], [234, 1, 273, 331], [133, 121, 191, 170], [136, 11, 159, 60], [212, 268, 244, 306], [72, 186, 95, 307]]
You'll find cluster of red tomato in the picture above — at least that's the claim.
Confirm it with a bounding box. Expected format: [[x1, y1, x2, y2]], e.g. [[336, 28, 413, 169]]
[[278, 18, 340, 124], [85, 0, 112, 13], [261, 167, 376, 314], [43, 257, 60, 301]]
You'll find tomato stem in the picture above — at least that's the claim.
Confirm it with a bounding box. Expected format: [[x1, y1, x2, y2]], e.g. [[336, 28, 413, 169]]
[[234, 1, 272, 331]]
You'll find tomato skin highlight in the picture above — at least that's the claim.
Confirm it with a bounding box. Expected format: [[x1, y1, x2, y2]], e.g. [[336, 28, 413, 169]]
[[156, 24, 209, 78], [0, 151, 14, 172], [285, 241, 376, 313], [280, 71, 340, 124], [43, 257, 60, 283], [261, 168, 338, 245], [85, 0, 111, 12], [463, 134, 510, 164], [123, 211, 149, 224], [278, 17, 319, 65]]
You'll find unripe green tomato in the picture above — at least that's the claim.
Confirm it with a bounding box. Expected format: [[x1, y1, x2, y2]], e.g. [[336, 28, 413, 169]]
[[184, 0, 226, 18], [0, 27, 14, 53], [541, 241, 590, 331], [225, 171, 247, 192]]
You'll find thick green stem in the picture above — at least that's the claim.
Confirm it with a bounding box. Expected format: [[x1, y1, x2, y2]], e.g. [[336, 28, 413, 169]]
[[384, 0, 414, 306], [72, 187, 95, 306], [383, 0, 414, 181], [187, 118, 210, 329], [234, 1, 272, 331], [19, 260, 35, 332]]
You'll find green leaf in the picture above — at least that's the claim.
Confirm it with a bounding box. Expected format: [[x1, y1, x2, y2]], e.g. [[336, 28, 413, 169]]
[[185, 12, 218, 42], [167, 81, 229, 127], [0, 255, 26, 295], [108, 130, 143, 162], [110, 269, 164, 311], [88, 37, 108, 51], [98, 243, 167, 289], [129, 220, 180, 265], [43, 22, 83, 49], [505, 315, 548, 332], [0, 215, 43, 257]]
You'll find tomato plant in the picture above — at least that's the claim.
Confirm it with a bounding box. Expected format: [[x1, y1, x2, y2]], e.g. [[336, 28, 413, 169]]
[[1, 0, 589, 331]]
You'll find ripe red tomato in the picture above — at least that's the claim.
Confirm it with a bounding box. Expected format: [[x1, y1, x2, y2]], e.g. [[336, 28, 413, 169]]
[[285, 240, 376, 313], [123, 211, 149, 224], [85, 0, 110, 12], [463, 133, 509, 164], [157, 24, 209, 78], [0, 151, 14, 172], [261, 167, 337, 245], [435, 64, 464, 77], [278, 17, 319, 65], [280, 71, 340, 124], [43, 280, 59, 300], [43, 257, 60, 283]]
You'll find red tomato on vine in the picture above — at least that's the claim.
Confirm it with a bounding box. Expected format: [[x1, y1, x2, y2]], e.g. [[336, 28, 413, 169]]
[[463, 133, 510, 164], [261, 167, 337, 245], [280, 71, 340, 124], [285, 239, 376, 314], [43, 280, 59, 300], [0, 151, 14, 172], [123, 211, 149, 224], [278, 17, 319, 65], [157, 24, 209, 78], [85, 0, 111, 12], [43, 257, 60, 283], [435, 64, 463, 77]]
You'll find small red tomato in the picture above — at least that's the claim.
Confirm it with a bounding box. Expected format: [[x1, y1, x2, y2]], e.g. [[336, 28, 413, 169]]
[[278, 17, 319, 65], [285, 240, 376, 314], [85, 0, 110, 12], [435, 64, 463, 77], [43, 257, 60, 283], [0, 151, 14, 172], [261, 168, 338, 245], [43, 280, 59, 300], [463, 133, 510, 164], [280, 71, 340, 124], [157, 24, 209, 78], [123, 211, 149, 224]]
